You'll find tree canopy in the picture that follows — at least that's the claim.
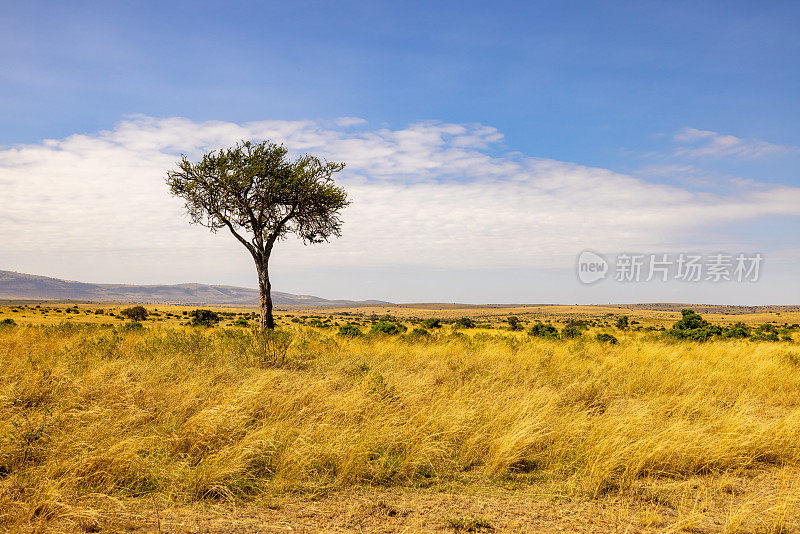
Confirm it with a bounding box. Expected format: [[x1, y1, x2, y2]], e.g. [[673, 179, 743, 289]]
[[167, 141, 348, 256], [120, 306, 148, 322]]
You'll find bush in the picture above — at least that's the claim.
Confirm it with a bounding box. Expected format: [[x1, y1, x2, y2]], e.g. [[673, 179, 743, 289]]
[[409, 327, 431, 338], [371, 322, 407, 335], [674, 309, 707, 329], [120, 306, 148, 321], [422, 318, 442, 329], [596, 333, 618, 344], [120, 321, 144, 331], [189, 309, 220, 327], [668, 309, 723, 341], [751, 324, 781, 342], [507, 316, 523, 331], [337, 324, 362, 337], [454, 317, 476, 329], [725, 322, 751, 339], [232, 317, 250, 327], [528, 322, 559, 339], [561, 325, 582, 339], [0, 318, 16, 327], [615, 316, 629, 330]]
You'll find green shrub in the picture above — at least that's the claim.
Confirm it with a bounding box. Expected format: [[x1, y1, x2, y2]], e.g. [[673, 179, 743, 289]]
[[596, 333, 619, 344], [337, 324, 362, 337], [561, 319, 588, 339], [751, 324, 781, 342], [371, 322, 407, 335], [615, 316, 629, 329], [232, 317, 250, 327], [120, 321, 144, 331], [422, 318, 442, 329], [673, 309, 706, 329], [668, 309, 723, 341], [507, 316, 523, 331], [454, 317, 476, 329], [725, 322, 751, 339], [409, 327, 431, 338], [189, 309, 220, 327], [528, 322, 559, 339], [561, 325, 582, 339], [0, 318, 16, 327]]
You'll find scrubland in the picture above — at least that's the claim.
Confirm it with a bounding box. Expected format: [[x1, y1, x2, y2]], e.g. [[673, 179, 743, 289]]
[[1, 313, 800, 532]]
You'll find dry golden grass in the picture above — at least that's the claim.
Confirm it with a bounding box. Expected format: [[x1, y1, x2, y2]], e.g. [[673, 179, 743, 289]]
[[1, 317, 800, 532]]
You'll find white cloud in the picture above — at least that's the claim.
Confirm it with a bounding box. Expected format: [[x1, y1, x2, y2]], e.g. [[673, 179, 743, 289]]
[[1, 116, 799, 285], [335, 117, 368, 127], [673, 127, 799, 158]]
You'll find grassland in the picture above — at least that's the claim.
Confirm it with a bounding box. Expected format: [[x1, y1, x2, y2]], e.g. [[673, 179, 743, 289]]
[[1, 303, 800, 532]]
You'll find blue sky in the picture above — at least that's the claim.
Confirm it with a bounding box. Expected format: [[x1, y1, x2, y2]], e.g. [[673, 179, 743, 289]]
[[1, 1, 798, 303]]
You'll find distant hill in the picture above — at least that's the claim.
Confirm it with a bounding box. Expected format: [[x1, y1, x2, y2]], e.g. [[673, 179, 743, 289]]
[[0, 270, 391, 307]]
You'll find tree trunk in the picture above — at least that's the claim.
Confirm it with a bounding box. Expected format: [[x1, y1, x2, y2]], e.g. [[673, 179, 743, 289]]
[[256, 258, 274, 330]]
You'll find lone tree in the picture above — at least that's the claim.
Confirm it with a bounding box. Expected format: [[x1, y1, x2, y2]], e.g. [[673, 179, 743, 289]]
[[167, 141, 349, 330], [120, 306, 148, 322]]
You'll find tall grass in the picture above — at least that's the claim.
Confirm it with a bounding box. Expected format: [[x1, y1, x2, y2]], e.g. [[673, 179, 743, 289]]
[[1, 323, 800, 528]]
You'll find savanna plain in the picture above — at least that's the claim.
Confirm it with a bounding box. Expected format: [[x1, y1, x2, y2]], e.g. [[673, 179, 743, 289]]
[[2, 302, 800, 533]]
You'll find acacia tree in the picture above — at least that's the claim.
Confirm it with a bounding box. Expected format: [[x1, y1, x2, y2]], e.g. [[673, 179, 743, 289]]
[[166, 141, 348, 330], [120, 306, 148, 321]]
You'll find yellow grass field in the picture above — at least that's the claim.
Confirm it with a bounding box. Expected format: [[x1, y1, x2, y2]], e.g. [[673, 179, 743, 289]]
[[1, 303, 800, 532]]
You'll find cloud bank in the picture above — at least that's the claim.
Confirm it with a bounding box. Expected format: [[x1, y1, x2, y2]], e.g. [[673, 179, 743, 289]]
[[1, 116, 799, 286]]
